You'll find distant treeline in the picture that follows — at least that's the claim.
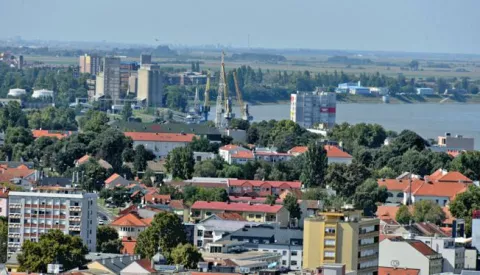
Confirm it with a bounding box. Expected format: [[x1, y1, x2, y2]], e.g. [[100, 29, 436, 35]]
[[327, 56, 374, 65], [230, 53, 287, 62]]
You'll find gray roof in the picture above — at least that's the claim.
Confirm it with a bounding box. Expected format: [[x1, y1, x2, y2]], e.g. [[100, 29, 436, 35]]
[[110, 121, 221, 136], [38, 177, 73, 187], [226, 224, 303, 245], [86, 252, 128, 261], [462, 271, 480, 275], [92, 255, 140, 274]]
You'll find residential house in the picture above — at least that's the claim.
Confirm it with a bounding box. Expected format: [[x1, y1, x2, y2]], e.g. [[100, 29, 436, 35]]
[[378, 169, 472, 206], [378, 267, 420, 275], [105, 173, 131, 189], [120, 259, 158, 275], [0, 164, 36, 184], [75, 155, 113, 170], [222, 224, 304, 270], [287, 145, 353, 164], [109, 212, 152, 239], [379, 237, 443, 275], [142, 191, 171, 204], [194, 213, 262, 248], [219, 145, 251, 165], [190, 201, 290, 226], [121, 236, 136, 255], [255, 151, 292, 163], [124, 132, 196, 159], [31, 130, 74, 139], [87, 254, 141, 275], [228, 179, 301, 197]]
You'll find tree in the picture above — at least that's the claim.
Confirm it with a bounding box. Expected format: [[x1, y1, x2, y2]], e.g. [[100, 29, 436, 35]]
[[264, 194, 277, 206], [193, 160, 217, 177], [97, 226, 123, 253], [450, 185, 480, 236], [183, 186, 228, 205], [283, 193, 302, 226], [5, 126, 34, 146], [135, 212, 187, 259], [409, 60, 419, 71], [413, 200, 445, 225], [165, 147, 194, 180], [326, 162, 371, 199], [88, 128, 132, 170], [121, 103, 133, 121], [302, 188, 328, 201], [78, 159, 108, 192], [300, 143, 328, 188], [170, 243, 203, 269], [78, 110, 109, 133], [0, 217, 7, 263], [396, 205, 413, 225], [0, 101, 28, 131], [450, 151, 480, 180], [353, 179, 388, 216], [18, 230, 88, 273], [189, 137, 219, 153], [133, 144, 154, 172]]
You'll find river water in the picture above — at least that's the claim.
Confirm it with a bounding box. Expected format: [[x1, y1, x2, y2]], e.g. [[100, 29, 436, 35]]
[[210, 103, 480, 149]]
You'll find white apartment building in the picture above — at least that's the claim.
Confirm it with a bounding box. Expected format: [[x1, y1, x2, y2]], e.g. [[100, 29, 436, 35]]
[[415, 236, 465, 273], [290, 90, 336, 129], [7, 190, 97, 255], [124, 132, 196, 159]]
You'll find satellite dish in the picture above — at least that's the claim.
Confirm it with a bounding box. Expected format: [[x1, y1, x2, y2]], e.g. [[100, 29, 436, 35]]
[[391, 260, 400, 268]]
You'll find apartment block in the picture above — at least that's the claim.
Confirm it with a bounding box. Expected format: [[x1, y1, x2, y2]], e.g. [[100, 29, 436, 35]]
[[290, 90, 336, 129], [96, 57, 121, 101], [303, 211, 380, 275], [415, 236, 465, 273], [79, 54, 101, 75], [7, 189, 97, 255], [137, 64, 163, 107]]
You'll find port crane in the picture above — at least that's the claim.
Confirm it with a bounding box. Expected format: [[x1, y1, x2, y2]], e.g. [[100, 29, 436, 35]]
[[215, 52, 233, 128], [233, 71, 253, 121]]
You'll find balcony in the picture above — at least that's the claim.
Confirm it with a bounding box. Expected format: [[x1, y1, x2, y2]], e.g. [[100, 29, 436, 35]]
[[9, 203, 21, 208], [8, 213, 21, 218], [69, 206, 82, 211], [70, 226, 81, 231], [69, 216, 81, 222]]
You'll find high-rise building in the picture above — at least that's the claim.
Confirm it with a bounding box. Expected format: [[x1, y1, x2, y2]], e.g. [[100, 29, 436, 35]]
[[120, 62, 139, 93], [7, 188, 97, 255], [303, 211, 379, 275], [290, 90, 336, 129], [100, 57, 121, 101], [137, 64, 163, 107], [140, 54, 152, 66], [128, 73, 138, 95], [79, 54, 101, 75], [17, 55, 23, 70]]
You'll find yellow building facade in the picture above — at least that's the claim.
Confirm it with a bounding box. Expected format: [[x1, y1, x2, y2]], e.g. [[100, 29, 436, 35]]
[[303, 211, 379, 275]]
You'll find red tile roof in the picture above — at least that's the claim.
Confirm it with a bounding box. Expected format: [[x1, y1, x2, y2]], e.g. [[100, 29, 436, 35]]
[[110, 212, 152, 227], [105, 173, 121, 184], [411, 180, 468, 200], [168, 199, 185, 210], [324, 145, 353, 158], [0, 167, 35, 182], [121, 236, 136, 255], [228, 179, 301, 189], [124, 132, 195, 142], [219, 144, 243, 151], [378, 267, 420, 275], [32, 130, 73, 139], [119, 204, 138, 216], [288, 146, 308, 154], [231, 151, 255, 159], [429, 169, 472, 183], [255, 151, 292, 156], [76, 154, 91, 165], [136, 259, 157, 273], [0, 188, 8, 198], [191, 201, 284, 213], [408, 240, 438, 256], [144, 191, 171, 204]]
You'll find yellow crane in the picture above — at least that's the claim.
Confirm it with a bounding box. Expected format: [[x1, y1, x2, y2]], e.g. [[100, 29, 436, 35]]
[[201, 71, 211, 121], [222, 52, 233, 122], [233, 71, 253, 121]]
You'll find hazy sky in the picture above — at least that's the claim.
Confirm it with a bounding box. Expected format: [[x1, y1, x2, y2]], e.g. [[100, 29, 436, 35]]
[[2, 0, 480, 54]]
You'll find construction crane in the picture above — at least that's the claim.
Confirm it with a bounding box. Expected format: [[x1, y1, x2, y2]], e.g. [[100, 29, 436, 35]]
[[215, 52, 227, 128], [223, 53, 234, 125], [233, 71, 253, 121], [200, 71, 211, 122]]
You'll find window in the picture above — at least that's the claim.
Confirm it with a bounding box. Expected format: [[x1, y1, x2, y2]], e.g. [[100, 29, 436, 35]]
[[282, 260, 287, 265], [291, 251, 298, 256], [206, 212, 212, 216], [291, 261, 298, 266], [255, 214, 262, 219], [248, 214, 254, 218], [324, 251, 335, 258], [387, 192, 393, 197], [197, 240, 203, 247], [397, 193, 404, 198], [282, 251, 287, 256]]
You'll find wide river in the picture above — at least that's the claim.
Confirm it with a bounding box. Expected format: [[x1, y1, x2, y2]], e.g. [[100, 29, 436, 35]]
[[210, 103, 480, 149]]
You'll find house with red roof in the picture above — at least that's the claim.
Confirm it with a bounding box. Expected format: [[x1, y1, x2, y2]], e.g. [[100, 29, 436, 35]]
[[288, 145, 353, 164], [121, 236, 137, 255], [105, 173, 130, 189], [378, 267, 420, 275], [110, 212, 153, 239], [378, 169, 472, 206], [124, 132, 196, 159], [228, 179, 301, 197], [74, 154, 113, 170], [219, 144, 251, 164], [379, 237, 443, 274], [31, 130, 74, 139], [190, 201, 289, 226], [142, 191, 171, 204]]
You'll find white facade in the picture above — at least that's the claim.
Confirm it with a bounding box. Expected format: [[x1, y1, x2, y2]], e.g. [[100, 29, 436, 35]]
[[349, 87, 371, 95], [113, 225, 147, 239], [290, 91, 336, 129], [379, 238, 443, 275], [7, 88, 26, 97], [254, 244, 303, 270], [405, 194, 450, 207], [194, 152, 216, 163], [194, 220, 259, 248], [32, 89, 53, 98], [132, 140, 190, 159], [415, 236, 465, 273], [7, 191, 97, 255]]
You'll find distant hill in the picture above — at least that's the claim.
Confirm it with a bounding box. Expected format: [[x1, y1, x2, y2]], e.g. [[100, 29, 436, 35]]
[[231, 53, 287, 62], [327, 55, 373, 65]]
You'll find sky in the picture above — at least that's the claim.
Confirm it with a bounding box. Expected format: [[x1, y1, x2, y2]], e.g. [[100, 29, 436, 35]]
[[1, 0, 480, 54]]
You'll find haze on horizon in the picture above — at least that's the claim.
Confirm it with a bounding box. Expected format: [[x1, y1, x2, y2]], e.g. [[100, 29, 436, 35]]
[[1, 0, 479, 54]]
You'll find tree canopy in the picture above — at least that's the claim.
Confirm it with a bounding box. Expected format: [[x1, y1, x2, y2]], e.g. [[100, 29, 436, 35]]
[[300, 142, 328, 188]]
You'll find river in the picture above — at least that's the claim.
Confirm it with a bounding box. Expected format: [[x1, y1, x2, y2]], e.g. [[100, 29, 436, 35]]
[[210, 103, 480, 149]]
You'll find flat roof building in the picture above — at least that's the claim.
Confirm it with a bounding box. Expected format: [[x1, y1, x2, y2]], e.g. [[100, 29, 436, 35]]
[[137, 64, 163, 108], [290, 90, 336, 129]]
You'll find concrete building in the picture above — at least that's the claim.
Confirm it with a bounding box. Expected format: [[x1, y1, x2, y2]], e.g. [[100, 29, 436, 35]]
[[415, 236, 465, 273], [140, 54, 152, 66], [127, 73, 138, 95], [379, 237, 443, 275], [120, 62, 139, 93], [290, 90, 336, 129], [194, 152, 216, 162], [431, 133, 475, 152], [0, 188, 8, 217], [303, 211, 380, 275], [79, 54, 101, 75], [124, 132, 195, 159], [416, 88, 434, 95], [98, 57, 121, 101], [190, 201, 290, 226], [7, 189, 97, 255], [472, 210, 480, 253], [137, 64, 163, 107], [223, 224, 304, 270]]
